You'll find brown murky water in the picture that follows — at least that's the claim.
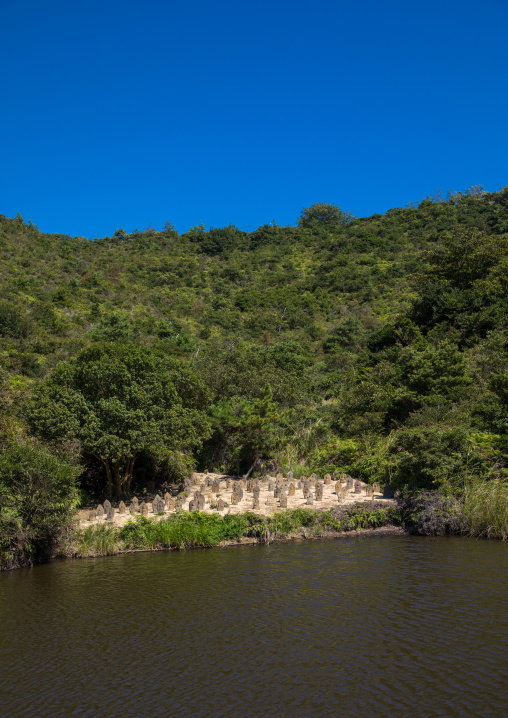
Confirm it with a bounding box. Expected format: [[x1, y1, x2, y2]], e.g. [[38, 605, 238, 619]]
[[1, 536, 507, 717]]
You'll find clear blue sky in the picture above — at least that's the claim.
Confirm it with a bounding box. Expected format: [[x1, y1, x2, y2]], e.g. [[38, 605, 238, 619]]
[[1, 0, 507, 238]]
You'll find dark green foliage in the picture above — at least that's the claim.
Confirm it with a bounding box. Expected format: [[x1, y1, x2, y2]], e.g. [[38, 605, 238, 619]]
[[0, 302, 31, 338], [0, 439, 79, 569], [29, 345, 211, 497]]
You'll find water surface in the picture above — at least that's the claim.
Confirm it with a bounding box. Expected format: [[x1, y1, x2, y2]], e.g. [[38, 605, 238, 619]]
[[1, 536, 507, 717]]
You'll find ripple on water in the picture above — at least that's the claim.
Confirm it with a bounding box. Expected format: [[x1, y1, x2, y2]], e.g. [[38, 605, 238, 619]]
[[0, 536, 507, 718]]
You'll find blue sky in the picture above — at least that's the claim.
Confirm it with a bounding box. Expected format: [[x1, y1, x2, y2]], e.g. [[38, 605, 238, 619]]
[[1, 0, 507, 237]]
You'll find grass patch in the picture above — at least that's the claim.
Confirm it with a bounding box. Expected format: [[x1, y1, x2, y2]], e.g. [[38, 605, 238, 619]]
[[460, 480, 508, 539], [75, 523, 119, 557], [70, 504, 402, 559], [119, 511, 250, 549]]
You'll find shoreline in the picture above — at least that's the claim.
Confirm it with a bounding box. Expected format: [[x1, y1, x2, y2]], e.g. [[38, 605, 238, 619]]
[[66, 503, 405, 564], [60, 522, 407, 565]]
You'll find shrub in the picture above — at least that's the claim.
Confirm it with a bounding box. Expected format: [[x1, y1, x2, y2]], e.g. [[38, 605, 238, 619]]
[[0, 440, 80, 569], [397, 490, 462, 536]]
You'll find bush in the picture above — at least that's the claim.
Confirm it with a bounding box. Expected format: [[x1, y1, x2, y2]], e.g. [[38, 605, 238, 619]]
[[397, 490, 462, 536], [0, 440, 80, 569]]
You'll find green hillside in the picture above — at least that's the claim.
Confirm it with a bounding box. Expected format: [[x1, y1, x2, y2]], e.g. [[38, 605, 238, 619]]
[[1, 188, 508, 565]]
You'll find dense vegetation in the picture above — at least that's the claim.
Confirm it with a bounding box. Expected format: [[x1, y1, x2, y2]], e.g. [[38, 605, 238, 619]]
[[1, 186, 508, 566]]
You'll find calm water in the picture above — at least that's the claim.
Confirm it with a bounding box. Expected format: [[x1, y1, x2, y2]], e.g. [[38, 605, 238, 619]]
[[1, 536, 507, 718]]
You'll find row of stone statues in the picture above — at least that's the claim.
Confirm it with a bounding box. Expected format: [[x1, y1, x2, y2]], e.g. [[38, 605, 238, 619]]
[[90, 472, 389, 521]]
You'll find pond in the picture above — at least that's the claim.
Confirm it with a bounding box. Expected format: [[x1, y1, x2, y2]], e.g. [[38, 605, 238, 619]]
[[1, 535, 507, 717]]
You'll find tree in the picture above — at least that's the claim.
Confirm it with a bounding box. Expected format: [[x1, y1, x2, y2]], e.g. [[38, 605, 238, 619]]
[[29, 345, 211, 497], [297, 203, 355, 228], [0, 438, 79, 569], [206, 384, 280, 474]]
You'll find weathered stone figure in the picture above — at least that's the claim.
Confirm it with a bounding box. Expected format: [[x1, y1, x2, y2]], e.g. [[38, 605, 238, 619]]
[[366, 485, 374, 498], [310, 472, 317, 480], [253, 485, 260, 499], [129, 502, 137, 514], [303, 486, 310, 499], [212, 479, 221, 494], [118, 500, 126, 514], [288, 483, 295, 496], [279, 493, 287, 508], [340, 473, 348, 482], [335, 481, 342, 494], [276, 472, 283, 480], [103, 499, 112, 514], [354, 480, 362, 494], [231, 492, 239, 505], [306, 496, 314, 505], [131, 496, 139, 507], [373, 482, 380, 494], [164, 492, 171, 505], [287, 470, 293, 479], [268, 481, 275, 491], [88, 511, 95, 521], [167, 498, 175, 511], [226, 478, 233, 489], [141, 504, 149, 517], [347, 477, 354, 490], [107, 506, 116, 521], [96, 504, 105, 518], [217, 498, 225, 511], [197, 494, 205, 511], [252, 497, 260, 510], [315, 483, 323, 501], [324, 474, 331, 484]]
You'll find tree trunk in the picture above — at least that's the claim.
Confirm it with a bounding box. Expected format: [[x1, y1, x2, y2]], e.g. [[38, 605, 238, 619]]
[[113, 461, 122, 499], [122, 455, 136, 496], [102, 459, 113, 499]]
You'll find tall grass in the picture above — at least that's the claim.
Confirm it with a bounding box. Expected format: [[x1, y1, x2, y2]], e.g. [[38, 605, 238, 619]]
[[75, 523, 119, 557], [461, 480, 508, 539], [72, 504, 401, 559], [119, 512, 249, 550]]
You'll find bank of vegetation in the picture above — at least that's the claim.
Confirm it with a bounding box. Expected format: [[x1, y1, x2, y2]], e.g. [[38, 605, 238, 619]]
[[1, 188, 508, 568], [73, 504, 401, 558]]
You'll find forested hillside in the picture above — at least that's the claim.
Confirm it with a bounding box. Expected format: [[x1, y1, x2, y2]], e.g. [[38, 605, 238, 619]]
[[1, 188, 508, 563]]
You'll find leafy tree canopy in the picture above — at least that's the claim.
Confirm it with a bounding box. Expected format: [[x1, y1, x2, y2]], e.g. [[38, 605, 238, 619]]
[[29, 345, 211, 497], [297, 202, 355, 228]]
